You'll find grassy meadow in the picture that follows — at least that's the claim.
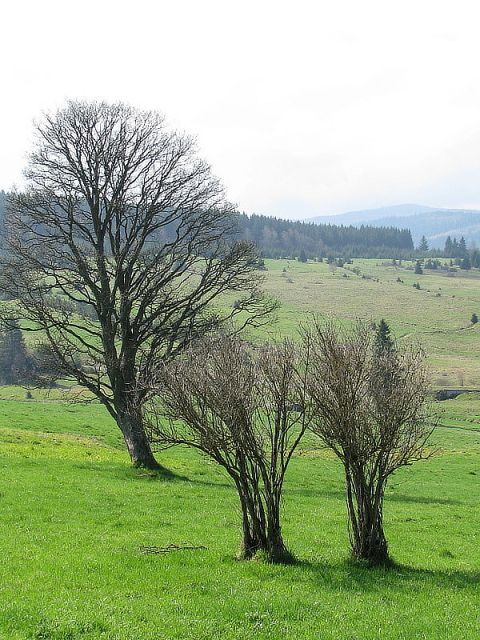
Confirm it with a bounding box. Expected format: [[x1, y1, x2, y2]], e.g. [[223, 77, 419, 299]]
[[256, 258, 480, 388], [0, 258, 479, 639]]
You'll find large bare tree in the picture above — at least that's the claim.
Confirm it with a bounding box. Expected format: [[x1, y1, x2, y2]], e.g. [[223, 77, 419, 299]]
[[0, 101, 275, 468], [303, 319, 433, 565], [147, 335, 311, 562]]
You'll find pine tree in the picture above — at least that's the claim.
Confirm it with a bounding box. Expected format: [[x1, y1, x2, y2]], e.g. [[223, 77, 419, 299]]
[[414, 260, 423, 275], [298, 248, 308, 263], [418, 235, 429, 252], [374, 319, 394, 354], [459, 236, 467, 256], [452, 238, 459, 257], [444, 236, 453, 257], [0, 321, 29, 385]]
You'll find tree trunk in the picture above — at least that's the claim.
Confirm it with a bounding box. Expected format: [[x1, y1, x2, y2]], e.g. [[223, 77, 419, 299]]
[[117, 410, 161, 469], [236, 480, 290, 563], [236, 481, 264, 559], [346, 471, 389, 565], [265, 524, 289, 562], [265, 491, 290, 562]]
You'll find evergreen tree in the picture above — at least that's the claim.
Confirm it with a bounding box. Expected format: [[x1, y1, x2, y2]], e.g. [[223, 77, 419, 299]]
[[414, 260, 423, 275], [471, 249, 480, 268], [461, 254, 471, 270], [374, 319, 394, 354], [471, 313, 478, 325], [298, 248, 308, 263], [452, 238, 459, 257], [459, 236, 467, 256], [418, 235, 429, 252], [444, 236, 453, 257], [0, 321, 29, 385]]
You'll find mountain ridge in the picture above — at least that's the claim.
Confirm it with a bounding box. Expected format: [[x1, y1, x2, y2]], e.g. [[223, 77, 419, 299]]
[[306, 204, 480, 248]]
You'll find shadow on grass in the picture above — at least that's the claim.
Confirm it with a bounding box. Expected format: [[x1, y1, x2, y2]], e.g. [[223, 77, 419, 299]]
[[139, 471, 466, 505], [125, 466, 191, 483], [285, 486, 463, 506], [290, 557, 480, 592]]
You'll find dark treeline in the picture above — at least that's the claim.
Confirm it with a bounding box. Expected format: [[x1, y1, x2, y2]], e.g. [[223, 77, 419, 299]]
[[0, 192, 414, 260], [235, 213, 414, 259], [4, 190, 480, 263]]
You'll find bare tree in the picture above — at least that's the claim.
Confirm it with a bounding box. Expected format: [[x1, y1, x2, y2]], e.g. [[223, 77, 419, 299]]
[[0, 101, 275, 468], [147, 335, 311, 562], [303, 319, 433, 565]]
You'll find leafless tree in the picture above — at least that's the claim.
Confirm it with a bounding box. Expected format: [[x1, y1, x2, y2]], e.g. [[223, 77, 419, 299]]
[[0, 101, 275, 468], [147, 335, 311, 562], [303, 319, 434, 565]]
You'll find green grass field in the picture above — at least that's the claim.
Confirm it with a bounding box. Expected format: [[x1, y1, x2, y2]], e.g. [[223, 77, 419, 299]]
[[1, 259, 479, 639]]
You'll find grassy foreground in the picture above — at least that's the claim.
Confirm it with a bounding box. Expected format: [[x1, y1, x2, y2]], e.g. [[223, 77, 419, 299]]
[[0, 394, 479, 640]]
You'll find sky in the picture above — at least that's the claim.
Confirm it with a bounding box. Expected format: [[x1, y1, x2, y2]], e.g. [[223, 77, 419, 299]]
[[2, 0, 480, 219]]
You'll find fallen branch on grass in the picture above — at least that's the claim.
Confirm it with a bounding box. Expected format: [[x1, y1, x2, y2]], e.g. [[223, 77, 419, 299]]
[[139, 543, 207, 554]]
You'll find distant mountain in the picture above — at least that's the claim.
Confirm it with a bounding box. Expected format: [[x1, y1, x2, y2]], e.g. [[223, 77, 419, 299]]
[[307, 204, 480, 249], [308, 204, 439, 226]]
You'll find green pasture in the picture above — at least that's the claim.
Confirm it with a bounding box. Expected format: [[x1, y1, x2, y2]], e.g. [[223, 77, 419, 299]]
[[0, 390, 479, 639], [0, 258, 479, 638]]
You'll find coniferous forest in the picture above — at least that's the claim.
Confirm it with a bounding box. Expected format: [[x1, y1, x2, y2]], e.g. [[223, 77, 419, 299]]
[[235, 212, 413, 258]]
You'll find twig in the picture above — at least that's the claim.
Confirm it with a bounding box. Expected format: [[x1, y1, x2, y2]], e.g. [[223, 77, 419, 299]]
[[139, 543, 207, 554]]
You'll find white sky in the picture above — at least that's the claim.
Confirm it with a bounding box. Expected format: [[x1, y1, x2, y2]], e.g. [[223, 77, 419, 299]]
[[2, 0, 480, 218]]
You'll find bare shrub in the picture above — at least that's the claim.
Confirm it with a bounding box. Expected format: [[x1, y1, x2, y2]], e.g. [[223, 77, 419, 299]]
[[147, 335, 311, 562], [303, 319, 434, 566]]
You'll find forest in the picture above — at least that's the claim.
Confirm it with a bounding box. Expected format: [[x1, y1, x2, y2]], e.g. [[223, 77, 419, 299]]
[[0, 191, 413, 260], [234, 212, 414, 258]]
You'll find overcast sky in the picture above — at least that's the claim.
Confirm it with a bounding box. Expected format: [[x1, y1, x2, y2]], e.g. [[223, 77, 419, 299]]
[[2, 0, 480, 218]]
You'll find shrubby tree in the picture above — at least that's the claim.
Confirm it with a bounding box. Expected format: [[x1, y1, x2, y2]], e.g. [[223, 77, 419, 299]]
[[471, 313, 478, 325], [303, 320, 433, 565], [414, 260, 423, 275], [0, 101, 275, 468], [147, 335, 311, 562]]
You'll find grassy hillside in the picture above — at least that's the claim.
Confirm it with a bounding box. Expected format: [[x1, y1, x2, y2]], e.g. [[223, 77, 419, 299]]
[[253, 259, 480, 388], [1, 258, 480, 639]]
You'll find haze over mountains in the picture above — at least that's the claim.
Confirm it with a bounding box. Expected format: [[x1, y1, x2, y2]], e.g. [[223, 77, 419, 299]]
[[307, 204, 480, 249]]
